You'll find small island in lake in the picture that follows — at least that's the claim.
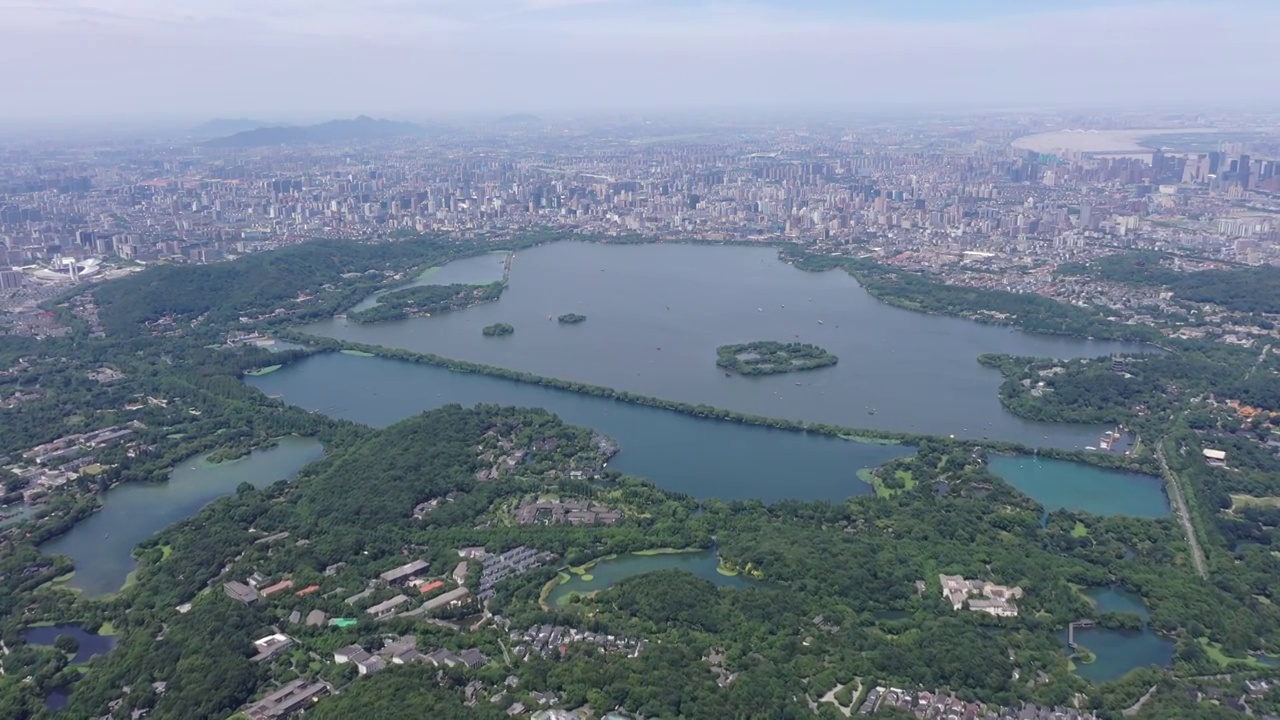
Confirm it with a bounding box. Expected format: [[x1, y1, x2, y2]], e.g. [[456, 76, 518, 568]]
[[716, 341, 838, 376], [348, 281, 504, 324], [482, 322, 515, 337], [557, 313, 587, 324]]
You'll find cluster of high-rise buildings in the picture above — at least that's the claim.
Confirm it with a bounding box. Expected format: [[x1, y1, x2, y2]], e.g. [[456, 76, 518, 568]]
[[0, 113, 1276, 322]]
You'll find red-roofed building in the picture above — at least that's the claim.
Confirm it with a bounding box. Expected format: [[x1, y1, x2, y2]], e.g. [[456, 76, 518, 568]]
[[261, 579, 294, 597], [295, 585, 320, 597], [418, 580, 446, 595]]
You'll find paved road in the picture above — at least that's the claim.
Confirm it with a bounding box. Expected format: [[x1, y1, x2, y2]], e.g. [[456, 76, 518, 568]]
[[1157, 440, 1208, 579]]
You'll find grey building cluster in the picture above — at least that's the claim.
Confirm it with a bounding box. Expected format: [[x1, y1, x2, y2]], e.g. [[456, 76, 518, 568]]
[[858, 686, 1098, 719], [242, 678, 331, 720], [479, 546, 551, 599], [514, 498, 621, 526], [334, 636, 488, 676], [509, 623, 648, 661]]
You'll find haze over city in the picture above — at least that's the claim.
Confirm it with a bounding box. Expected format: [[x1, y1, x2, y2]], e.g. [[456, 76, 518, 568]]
[[2, 0, 1279, 124], [4, 1, 1280, 719]]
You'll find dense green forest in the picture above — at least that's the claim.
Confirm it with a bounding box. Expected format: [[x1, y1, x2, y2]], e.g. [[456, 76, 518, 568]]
[[980, 341, 1271, 431], [482, 322, 515, 337], [557, 313, 587, 324], [13, 405, 1269, 719], [715, 341, 838, 376]]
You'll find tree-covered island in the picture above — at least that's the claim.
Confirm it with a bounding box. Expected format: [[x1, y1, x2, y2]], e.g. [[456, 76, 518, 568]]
[[482, 322, 515, 336], [716, 340, 838, 375], [557, 313, 587, 324], [347, 281, 504, 324]]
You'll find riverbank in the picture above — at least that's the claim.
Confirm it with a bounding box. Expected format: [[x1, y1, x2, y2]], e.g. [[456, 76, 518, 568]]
[[243, 364, 283, 376], [716, 557, 764, 579], [632, 547, 702, 556]]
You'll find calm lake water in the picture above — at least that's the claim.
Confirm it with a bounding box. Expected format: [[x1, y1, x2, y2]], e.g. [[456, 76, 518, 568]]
[[41, 436, 324, 596], [1062, 586, 1173, 683], [546, 550, 752, 606], [23, 623, 117, 664], [303, 242, 1149, 449], [988, 456, 1170, 518], [248, 353, 908, 502]]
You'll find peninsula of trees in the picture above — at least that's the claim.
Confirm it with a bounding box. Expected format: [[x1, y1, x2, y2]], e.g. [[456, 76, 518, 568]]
[[347, 281, 504, 324], [482, 322, 515, 337], [557, 313, 587, 324], [716, 341, 838, 376]]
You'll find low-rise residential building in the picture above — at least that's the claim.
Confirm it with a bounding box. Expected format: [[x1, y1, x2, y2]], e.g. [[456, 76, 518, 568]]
[[224, 581, 261, 605], [857, 685, 1098, 719], [242, 678, 331, 720], [365, 594, 411, 619], [514, 498, 622, 526], [423, 586, 470, 612], [260, 579, 294, 597], [380, 559, 430, 585], [250, 633, 293, 663], [507, 621, 648, 661], [480, 546, 552, 599], [938, 574, 1023, 617]]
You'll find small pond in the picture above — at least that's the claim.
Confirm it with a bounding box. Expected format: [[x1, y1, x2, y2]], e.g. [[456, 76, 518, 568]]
[[546, 549, 753, 606], [988, 456, 1169, 518], [1060, 586, 1173, 683], [23, 623, 117, 664]]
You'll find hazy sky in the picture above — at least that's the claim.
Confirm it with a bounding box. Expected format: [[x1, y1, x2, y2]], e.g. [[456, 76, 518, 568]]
[[1, 0, 1276, 121]]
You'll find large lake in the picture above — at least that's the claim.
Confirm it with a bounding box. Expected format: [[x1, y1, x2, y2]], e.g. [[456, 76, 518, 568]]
[[41, 436, 324, 596], [303, 242, 1148, 449], [247, 352, 908, 502]]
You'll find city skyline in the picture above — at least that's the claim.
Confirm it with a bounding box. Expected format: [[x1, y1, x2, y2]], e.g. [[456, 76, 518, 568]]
[[1, 0, 1278, 123]]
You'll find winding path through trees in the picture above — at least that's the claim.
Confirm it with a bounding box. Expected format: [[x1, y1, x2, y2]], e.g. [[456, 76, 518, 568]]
[[1157, 439, 1207, 579]]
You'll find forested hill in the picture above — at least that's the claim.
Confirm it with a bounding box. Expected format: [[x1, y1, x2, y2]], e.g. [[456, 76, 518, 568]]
[[56, 404, 626, 718], [92, 238, 448, 335], [87, 234, 572, 337], [203, 116, 427, 148]]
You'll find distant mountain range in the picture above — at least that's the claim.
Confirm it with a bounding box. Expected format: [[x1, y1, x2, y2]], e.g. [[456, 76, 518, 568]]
[[491, 114, 543, 128], [204, 116, 427, 148], [191, 118, 269, 137]]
